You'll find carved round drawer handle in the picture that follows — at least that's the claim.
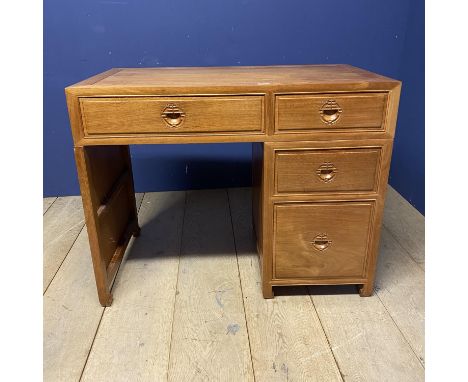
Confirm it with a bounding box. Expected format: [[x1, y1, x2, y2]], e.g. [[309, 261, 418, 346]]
[[161, 104, 185, 127], [320, 100, 342, 125], [312, 234, 331, 251], [316, 162, 337, 183]]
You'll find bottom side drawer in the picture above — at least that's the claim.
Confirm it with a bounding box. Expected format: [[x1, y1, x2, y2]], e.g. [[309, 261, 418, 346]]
[[273, 201, 374, 279]]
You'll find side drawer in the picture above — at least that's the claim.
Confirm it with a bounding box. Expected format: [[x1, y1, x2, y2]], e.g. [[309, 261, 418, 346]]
[[275, 93, 387, 133], [274, 147, 381, 194], [274, 201, 375, 280], [80, 95, 265, 136]]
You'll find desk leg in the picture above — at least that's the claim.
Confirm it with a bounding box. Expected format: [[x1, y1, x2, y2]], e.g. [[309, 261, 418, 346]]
[[252, 143, 275, 299], [74, 145, 140, 306]]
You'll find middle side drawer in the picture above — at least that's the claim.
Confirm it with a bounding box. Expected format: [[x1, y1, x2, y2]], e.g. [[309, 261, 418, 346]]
[[269, 140, 392, 196]]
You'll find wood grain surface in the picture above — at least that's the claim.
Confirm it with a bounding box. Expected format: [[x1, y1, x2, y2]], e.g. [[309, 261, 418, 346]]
[[311, 285, 425, 381], [274, 202, 374, 279], [229, 188, 342, 381], [80, 95, 264, 136], [43, 187, 424, 381], [43, 196, 85, 291], [43, 194, 143, 382], [81, 192, 185, 381], [65, 64, 401, 307], [275, 147, 381, 194], [375, 227, 425, 365], [67, 65, 398, 90], [383, 187, 425, 268], [65, 65, 400, 146], [275, 93, 387, 132], [168, 190, 254, 381], [44, 228, 107, 382], [43, 197, 57, 214]]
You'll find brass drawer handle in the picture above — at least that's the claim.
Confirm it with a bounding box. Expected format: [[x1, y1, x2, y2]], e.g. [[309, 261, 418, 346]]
[[312, 234, 331, 251], [320, 100, 342, 124], [316, 162, 337, 183], [161, 103, 185, 127]]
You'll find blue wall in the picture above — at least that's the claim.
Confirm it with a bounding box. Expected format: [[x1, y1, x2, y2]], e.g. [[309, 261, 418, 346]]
[[44, 0, 424, 213], [388, 0, 425, 214]]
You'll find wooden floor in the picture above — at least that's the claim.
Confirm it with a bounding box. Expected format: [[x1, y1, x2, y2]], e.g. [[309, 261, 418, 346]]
[[43, 186, 425, 382]]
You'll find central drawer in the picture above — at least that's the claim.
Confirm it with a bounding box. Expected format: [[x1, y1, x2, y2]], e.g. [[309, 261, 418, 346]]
[[80, 95, 265, 136], [274, 201, 374, 280], [274, 147, 381, 194]]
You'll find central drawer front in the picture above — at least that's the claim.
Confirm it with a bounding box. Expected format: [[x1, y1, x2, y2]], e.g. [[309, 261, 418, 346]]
[[275, 93, 387, 133], [275, 147, 381, 194], [80, 95, 265, 135], [274, 202, 374, 279]]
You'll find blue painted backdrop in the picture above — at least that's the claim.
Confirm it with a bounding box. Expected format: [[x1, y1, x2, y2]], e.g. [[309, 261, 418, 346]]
[[44, 0, 424, 214]]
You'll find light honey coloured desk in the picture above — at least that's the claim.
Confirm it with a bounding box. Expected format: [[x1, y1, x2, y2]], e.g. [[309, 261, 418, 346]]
[[65, 65, 401, 306]]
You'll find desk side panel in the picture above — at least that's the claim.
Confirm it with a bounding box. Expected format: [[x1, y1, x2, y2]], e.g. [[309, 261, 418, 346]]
[[74, 145, 140, 306]]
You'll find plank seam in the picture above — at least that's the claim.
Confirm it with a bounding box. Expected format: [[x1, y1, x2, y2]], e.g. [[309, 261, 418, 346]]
[[78, 193, 146, 381], [78, 308, 106, 382], [226, 189, 257, 382], [307, 291, 345, 382], [383, 186, 425, 270], [381, 224, 425, 271], [166, 191, 187, 380], [43, 222, 86, 295], [374, 290, 425, 368], [43, 197, 57, 215]]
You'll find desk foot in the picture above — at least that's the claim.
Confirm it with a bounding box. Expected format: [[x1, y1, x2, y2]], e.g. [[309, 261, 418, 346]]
[[358, 283, 374, 297], [98, 292, 113, 307], [262, 283, 274, 299]]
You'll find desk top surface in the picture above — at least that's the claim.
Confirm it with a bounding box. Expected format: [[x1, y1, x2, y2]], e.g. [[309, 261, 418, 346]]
[[68, 64, 399, 91]]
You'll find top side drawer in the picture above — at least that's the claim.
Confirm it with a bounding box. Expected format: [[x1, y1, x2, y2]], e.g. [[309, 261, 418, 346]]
[[80, 95, 265, 136], [275, 93, 387, 133]]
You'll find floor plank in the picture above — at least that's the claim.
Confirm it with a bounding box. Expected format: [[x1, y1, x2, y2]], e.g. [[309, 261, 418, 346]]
[[384, 186, 425, 267], [44, 228, 106, 382], [81, 192, 185, 382], [43, 196, 85, 292], [228, 188, 343, 382], [311, 286, 425, 381], [43, 197, 57, 214], [168, 189, 254, 382], [375, 226, 425, 365], [43, 194, 144, 382], [44, 189, 425, 381]]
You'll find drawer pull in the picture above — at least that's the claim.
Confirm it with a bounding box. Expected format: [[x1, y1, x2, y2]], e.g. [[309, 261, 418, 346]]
[[316, 162, 337, 183], [320, 100, 342, 124], [161, 104, 185, 127], [312, 234, 331, 251]]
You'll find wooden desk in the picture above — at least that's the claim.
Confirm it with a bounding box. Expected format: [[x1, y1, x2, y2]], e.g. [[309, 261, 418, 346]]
[[66, 65, 401, 306]]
